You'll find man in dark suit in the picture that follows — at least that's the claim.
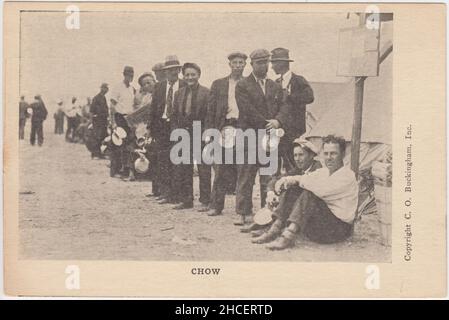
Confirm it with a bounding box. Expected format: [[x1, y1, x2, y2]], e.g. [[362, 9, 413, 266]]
[[171, 63, 211, 209], [90, 83, 109, 159], [29, 95, 48, 146], [148, 55, 187, 204], [201, 52, 247, 216], [234, 49, 291, 226], [270, 47, 314, 140]]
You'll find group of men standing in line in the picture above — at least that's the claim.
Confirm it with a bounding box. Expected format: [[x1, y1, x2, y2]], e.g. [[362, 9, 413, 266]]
[[20, 46, 360, 251]]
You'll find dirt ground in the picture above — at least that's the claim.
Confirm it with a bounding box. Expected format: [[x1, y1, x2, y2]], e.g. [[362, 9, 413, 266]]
[[19, 124, 390, 262]]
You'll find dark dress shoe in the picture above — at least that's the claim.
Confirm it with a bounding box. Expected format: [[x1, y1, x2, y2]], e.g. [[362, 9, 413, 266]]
[[198, 206, 212, 213], [207, 210, 222, 216], [251, 229, 281, 244], [173, 202, 194, 210], [266, 236, 295, 250], [233, 215, 246, 226], [240, 223, 265, 233], [145, 193, 159, 198], [251, 229, 266, 238]]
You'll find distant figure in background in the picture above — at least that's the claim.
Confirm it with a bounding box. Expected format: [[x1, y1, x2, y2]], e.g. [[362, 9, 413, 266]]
[[152, 62, 166, 83], [53, 99, 65, 134], [90, 83, 109, 159], [65, 97, 79, 142], [29, 95, 48, 146], [19, 95, 29, 140], [109, 66, 136, 178]]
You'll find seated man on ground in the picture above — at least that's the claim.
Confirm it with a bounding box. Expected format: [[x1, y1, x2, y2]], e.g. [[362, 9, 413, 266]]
[[254, 135, 359, 250], [252, 138, 321, 241]]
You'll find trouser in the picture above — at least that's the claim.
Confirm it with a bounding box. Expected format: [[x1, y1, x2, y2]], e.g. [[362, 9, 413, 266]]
[[57, 117, 64, 134], [92, 119, 108, 157], [210, 147, 238, 212], [172, 132, 212, 205], [19, 118, 26, 139], [235, 136, 294, 216], [154, 120, 175, 200], [30, 121, 44, 145], [110, 113, 131, 176], [147, 141, 160, 195], [274, 190, 352, 244], [66, 117, 77, 142], [197, 163, 211, 205]]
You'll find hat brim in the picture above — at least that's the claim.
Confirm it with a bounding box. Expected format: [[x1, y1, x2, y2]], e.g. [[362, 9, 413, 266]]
[[162, 64, 182, 70], [270, 58, 294, 62]]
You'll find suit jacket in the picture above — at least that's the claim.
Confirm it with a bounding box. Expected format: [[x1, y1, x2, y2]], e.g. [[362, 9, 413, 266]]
[[171, 84, 210, 131], [206, 76, 234, 131], [282, 73, 314, 139], [30, 101, 48, 123], [267, 159, 322, 192], [235, 74, 290, 131], [90, 93, 109, 122], [149, 79, 187, 139]]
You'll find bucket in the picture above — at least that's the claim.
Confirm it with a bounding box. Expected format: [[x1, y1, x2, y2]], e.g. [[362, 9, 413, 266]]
[[374, 184, 392, 247]]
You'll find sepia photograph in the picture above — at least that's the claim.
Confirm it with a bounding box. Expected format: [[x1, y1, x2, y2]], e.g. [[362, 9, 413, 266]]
[[16, 9, 393, 262], [3, 2, 445, 298]]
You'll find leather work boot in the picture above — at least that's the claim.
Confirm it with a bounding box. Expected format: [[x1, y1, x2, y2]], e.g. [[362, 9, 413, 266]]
[[251, 220, 283, 244], [266, 229, 296, 250]]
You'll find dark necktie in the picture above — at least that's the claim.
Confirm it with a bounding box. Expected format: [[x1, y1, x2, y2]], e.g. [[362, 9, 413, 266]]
[[166, 82, 174, 118], [277, 75, 283, 87], [183, 87, 192, 116]]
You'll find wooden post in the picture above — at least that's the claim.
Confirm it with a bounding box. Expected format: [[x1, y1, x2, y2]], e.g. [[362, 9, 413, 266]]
[[350, 13, 368, 175], [350, 76, 366, 174]]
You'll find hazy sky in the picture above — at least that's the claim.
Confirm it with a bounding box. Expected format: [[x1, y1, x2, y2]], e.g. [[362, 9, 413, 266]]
[[20, 11, 363, 111]]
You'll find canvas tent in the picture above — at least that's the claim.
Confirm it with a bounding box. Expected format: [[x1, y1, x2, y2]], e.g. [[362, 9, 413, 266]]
[[305, 22, 392, 172]]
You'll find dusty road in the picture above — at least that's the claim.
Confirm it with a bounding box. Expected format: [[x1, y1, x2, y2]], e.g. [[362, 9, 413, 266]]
[[19, 125, 389, 261]]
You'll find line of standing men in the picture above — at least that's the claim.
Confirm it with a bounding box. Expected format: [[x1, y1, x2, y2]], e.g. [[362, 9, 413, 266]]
[[146, 48, 314, 227]]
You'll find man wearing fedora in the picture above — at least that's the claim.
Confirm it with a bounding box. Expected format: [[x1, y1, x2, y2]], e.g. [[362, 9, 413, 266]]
[[234, 49, 291, 226], [202, 51, 248, 216], [270, 47, 314, 141], [109, 66, 136, 178], [148, 55, 187, 203], [170, 62, 211, 210], [90, 83, 110, 159], [251, 138, 321, 247]]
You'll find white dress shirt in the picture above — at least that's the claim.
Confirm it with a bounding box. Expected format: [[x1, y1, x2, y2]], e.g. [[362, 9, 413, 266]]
[[278, 70, 292, 90], [64, 103, 78, 118], [296, 165, 359, 223], [111, 81, 135, 114], [226, 77, 240, 119], [162, 79, 180, 119]]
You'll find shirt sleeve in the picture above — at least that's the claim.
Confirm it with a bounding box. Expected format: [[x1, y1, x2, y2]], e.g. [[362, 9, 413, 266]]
[[298, 168, 356, 199]]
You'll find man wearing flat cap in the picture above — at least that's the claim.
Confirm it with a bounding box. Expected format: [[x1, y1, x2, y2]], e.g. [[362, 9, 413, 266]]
[[201, 51, 247, 216], [148, 55, 187, 203], [170, 62, 211, 210], [271, 47, 314, 141], [251, 138, 321, 247], [109, 66, 136, 178], [90, 83, 109, 159], [233, 48, 291, 225]]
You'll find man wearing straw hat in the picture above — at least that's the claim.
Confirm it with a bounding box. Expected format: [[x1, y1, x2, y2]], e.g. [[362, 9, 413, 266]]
[[201, 51, 248, 216], [148, 55, 187, 203]]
